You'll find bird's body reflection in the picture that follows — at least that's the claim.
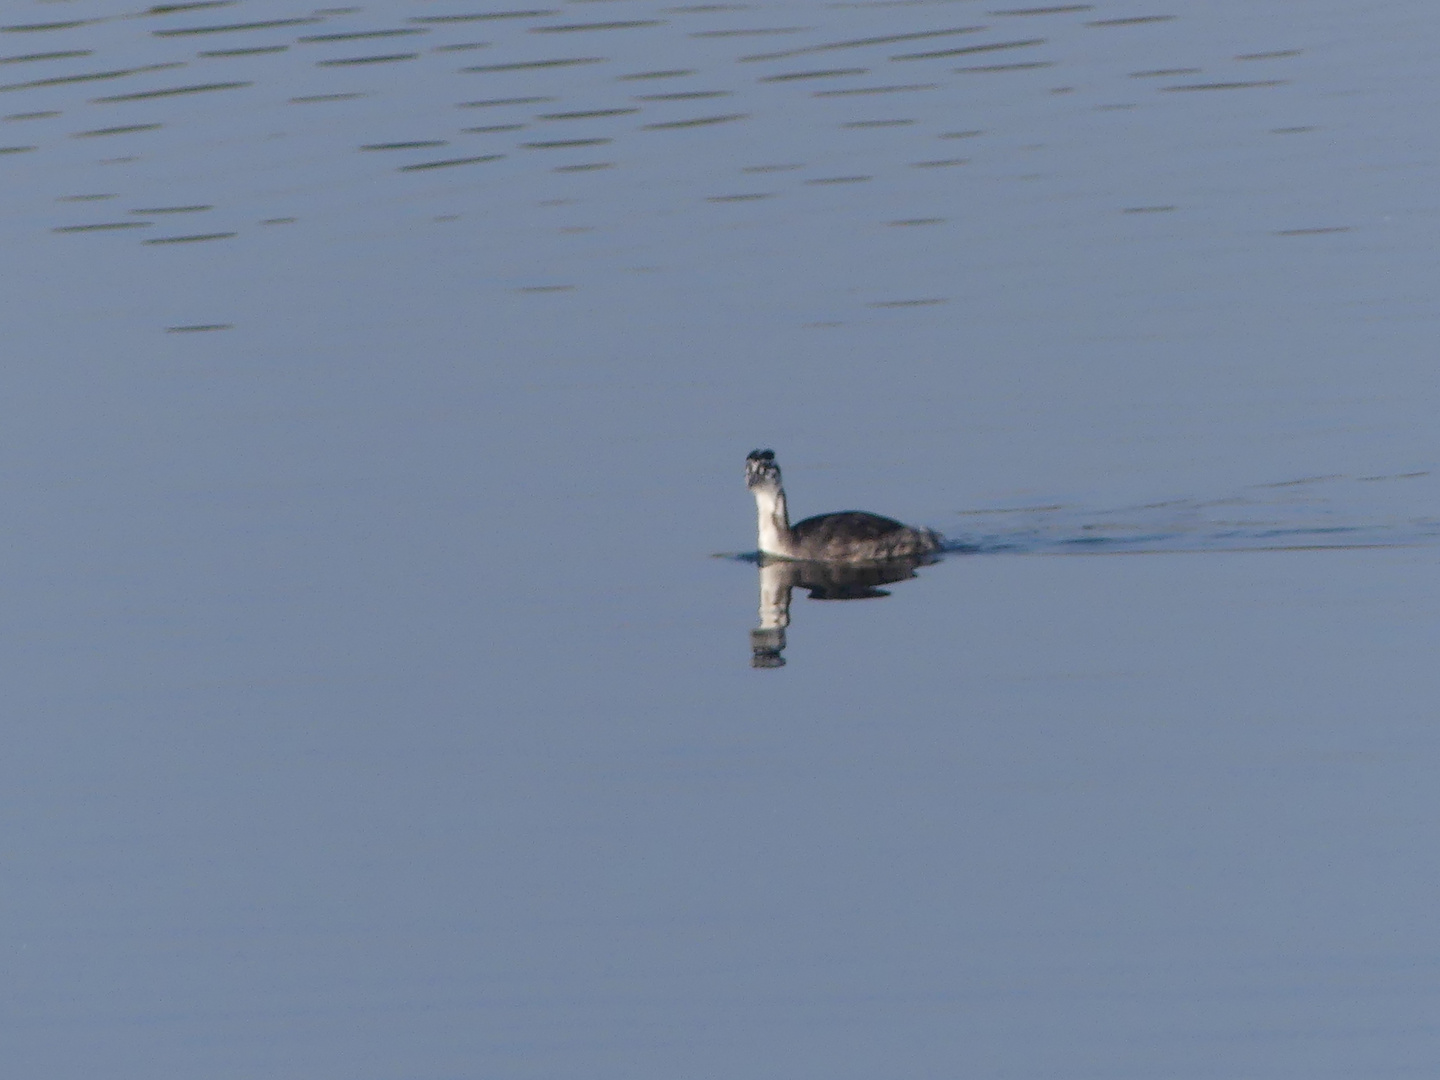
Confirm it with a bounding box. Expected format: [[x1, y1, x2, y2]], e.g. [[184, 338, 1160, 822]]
[[750, 554, 937, 667]]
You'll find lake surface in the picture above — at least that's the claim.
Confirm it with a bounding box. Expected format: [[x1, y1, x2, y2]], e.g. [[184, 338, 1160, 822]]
[[5, 1, 1440, 1076]]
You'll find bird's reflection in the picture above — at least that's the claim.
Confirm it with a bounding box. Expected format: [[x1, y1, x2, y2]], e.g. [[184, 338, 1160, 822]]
[[749, 554, 937, 668]]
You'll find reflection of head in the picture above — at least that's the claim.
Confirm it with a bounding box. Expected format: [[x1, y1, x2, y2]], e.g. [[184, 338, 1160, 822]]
[[750, 627, 786, 668], [745, 448, 781, 493]]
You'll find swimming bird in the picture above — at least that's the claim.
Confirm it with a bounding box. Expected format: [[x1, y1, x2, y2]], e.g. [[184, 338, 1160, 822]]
[[745, 449, 943, 562]]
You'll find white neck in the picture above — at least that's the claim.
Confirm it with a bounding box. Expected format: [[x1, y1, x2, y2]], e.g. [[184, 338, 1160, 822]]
[[753, 485, 795, 557]]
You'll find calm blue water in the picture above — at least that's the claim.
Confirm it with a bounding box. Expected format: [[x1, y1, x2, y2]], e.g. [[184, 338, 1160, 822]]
[[4, 1, 1440, 1076]]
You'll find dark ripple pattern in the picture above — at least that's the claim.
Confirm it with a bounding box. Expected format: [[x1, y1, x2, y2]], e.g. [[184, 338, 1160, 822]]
[[2, 0, 1326, 320], [950, 476, 1440, 556]]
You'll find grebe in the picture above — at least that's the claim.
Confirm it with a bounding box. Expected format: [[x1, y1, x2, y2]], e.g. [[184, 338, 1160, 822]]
[[745, 449, 943, 562]]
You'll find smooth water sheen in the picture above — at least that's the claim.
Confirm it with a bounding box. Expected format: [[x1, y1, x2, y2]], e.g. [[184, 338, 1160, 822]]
[[5, 1, 1440, 1077]]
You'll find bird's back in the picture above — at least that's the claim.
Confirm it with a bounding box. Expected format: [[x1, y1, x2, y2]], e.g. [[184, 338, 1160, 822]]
[[791, 511, 942, 562]]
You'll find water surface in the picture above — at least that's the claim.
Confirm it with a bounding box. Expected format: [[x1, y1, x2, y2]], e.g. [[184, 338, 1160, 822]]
[[4, 1, 1440, 1076]]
